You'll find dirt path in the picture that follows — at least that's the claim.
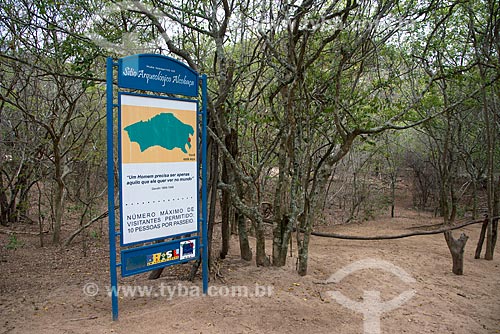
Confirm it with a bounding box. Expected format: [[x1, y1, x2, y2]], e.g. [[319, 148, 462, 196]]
[[1, 208, 499, 334]]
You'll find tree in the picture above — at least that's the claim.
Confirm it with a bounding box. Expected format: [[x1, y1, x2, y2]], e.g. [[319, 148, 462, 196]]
[[0, 0, 105, 244], [466, 0, 500, 260], [253, 0, 457, 275], [408, 0, 500, 272]]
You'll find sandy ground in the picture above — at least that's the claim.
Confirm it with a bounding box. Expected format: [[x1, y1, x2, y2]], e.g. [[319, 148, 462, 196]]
[[1, 208, 499, 334]]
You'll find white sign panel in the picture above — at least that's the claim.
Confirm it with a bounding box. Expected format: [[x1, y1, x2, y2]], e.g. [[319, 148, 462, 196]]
[[120, 94, 198, 245]]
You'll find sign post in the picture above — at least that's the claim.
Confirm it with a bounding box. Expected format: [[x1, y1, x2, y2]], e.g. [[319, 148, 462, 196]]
[[106, 54, 208, 320]]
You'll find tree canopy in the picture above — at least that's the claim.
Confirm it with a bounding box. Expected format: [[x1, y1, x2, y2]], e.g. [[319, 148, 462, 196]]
[[0, 0, 498, 271]]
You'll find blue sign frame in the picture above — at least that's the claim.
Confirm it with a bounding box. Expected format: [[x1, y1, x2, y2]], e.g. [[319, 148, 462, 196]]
[[121, 237, 199, 277], [117, 92, 200, 247], [106, 54, 208, 321]]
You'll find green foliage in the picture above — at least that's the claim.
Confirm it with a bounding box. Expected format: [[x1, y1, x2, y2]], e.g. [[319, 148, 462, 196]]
[[90, 230, 100, 240], [5, 235, 24, 250]]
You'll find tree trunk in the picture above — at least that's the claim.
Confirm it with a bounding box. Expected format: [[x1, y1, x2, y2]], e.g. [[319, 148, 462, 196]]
[[485, 177, 500, 259], [52, 144, 66, 244], [207, 144, 218, 266], [485, 219, 494, 260], [273, 215, 291, 267], [297, 199, 313, 276], [230, 206, 237, 235], [220, 129, 237, 259], [255, 220, 269, 266], [14, 163, 32, 222], [0, 173, 23, 226], [52, 178, 65, 244], [237, 211, 252, 261], [148, 267, 164, 279], [444, 231, 469, 275], [272, 133, 289, 266], [472, 179, 478, 220], [220, 184, 231, 259], [491, 218, 498, 254], [390, 170, 396, 218], [485, 217, 498, 260], [297, 229, 311, 276], [0, 176, 9, 226], [474, 217, 489, 259], [493, 177, 500, 253]]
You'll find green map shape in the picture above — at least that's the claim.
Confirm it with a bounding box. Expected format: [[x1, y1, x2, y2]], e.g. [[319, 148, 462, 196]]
[[124, 113, 194, 154]]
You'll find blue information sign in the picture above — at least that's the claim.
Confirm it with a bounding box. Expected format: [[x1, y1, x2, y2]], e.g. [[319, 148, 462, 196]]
[[107, 54, 208, 321], [118, 54, 199, 97]]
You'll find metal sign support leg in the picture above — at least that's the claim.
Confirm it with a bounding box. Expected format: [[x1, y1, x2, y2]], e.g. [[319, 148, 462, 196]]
[[106, 57, 119, 321], [201, 74, 209, 294]]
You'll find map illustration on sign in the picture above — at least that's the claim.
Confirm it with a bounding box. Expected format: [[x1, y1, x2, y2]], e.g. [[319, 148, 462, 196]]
[[124, 113, 194, 154], [120, 95, 197, 164]]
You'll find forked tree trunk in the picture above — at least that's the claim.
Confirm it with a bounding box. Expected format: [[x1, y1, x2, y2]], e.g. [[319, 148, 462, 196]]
[[444, 231, 469, 275]]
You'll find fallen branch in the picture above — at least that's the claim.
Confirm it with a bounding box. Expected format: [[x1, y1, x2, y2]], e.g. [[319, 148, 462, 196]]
[[68, 315, 99, 321], [262, 215, 497, 240], [0, 229, 49, 236], [308, 217, 496, 240], [64, 206, 120, 247]]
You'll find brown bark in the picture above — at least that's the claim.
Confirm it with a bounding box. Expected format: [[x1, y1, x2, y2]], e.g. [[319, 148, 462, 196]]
[[485, 216, 494, 261], [297, 199, 312, 276], [0, 176, 9, 226], [273, 215, 291, 267], [148, 267, 164, 280], [220, 129, 237, 259], [486, 177, 500, 259], [255, 222, 269, 266], [444, 231, 469, 275], [236, 211, 252, 261], [492, 218, 498, 254], [304, 217, 489, 240], [272, 133, 290, 266], [297, 229, 311, 276], [220, 185, 230, 259], [207, 143, 218, 266], [474, 218, 489, 259], [52, 146, 65, 245]]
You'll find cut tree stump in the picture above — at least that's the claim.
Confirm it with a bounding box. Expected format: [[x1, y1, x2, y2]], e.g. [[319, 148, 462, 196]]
[[444, 231, 469, 275]]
